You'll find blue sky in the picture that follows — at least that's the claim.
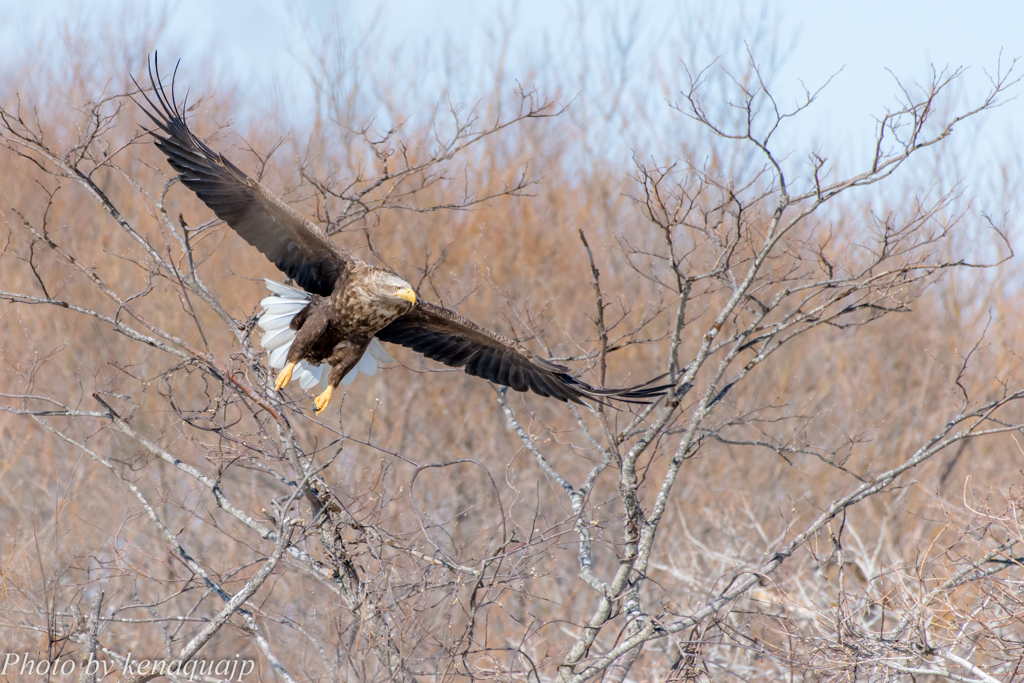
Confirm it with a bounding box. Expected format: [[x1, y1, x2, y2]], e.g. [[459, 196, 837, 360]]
[[2, 0, 1021, 195]]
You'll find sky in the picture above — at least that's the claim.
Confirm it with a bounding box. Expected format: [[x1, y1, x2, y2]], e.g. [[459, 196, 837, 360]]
[[1, 0, 1021, 197]]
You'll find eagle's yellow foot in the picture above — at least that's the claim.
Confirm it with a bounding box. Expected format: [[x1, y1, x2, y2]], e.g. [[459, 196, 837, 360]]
[[313, 386, 334, 414], [274, 362, 296, 391]]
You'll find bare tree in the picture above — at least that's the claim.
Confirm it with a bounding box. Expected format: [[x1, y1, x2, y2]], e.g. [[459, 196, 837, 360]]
[[0, 30, 1022, 683]]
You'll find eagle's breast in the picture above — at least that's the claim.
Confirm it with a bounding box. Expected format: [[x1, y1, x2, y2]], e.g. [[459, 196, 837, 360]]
[[333, 278, 406, 337]]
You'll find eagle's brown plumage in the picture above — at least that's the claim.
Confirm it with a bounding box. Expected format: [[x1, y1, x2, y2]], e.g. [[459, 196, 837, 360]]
[[134, 56, 669, 413]]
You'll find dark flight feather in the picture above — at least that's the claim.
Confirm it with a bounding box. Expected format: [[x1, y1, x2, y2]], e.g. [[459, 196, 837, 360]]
[[133, 57, 351, 297], [377, 302, 669, 405]]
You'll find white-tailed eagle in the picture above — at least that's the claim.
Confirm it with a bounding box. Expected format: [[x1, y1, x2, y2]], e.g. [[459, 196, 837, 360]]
[[135, 59, 667, 414]]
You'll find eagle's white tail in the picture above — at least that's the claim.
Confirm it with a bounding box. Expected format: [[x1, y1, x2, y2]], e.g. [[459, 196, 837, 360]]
[[257, 280, 396, 390]]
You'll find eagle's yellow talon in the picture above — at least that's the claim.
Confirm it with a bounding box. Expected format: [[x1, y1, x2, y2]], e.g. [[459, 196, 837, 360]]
[[275, 362, 296, 391], [313, 385, 334, 414]]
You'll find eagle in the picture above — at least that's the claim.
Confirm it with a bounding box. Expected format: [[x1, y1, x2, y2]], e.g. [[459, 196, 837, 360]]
[[134, 60, 668, 414]]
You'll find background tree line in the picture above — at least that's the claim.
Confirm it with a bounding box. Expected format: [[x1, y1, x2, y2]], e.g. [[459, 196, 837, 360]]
[[0, 5, 1022, 682]]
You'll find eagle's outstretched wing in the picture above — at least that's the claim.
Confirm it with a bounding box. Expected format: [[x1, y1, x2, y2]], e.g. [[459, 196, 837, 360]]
[[377, 302, 669, 405], [134, 56, 352, 297]]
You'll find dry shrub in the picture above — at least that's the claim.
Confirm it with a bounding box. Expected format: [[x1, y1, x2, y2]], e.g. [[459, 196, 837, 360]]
[[1, 12, 1022, 683]]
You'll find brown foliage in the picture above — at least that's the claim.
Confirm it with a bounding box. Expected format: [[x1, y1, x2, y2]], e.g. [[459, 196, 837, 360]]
[[1, 16, 1023, 683]]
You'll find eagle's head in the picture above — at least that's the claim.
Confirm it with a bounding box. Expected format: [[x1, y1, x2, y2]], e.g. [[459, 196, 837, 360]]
[[372, 270, 417, 308]]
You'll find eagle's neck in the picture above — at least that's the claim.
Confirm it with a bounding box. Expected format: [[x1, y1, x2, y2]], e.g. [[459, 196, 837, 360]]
[[334, 272, 408, 334]]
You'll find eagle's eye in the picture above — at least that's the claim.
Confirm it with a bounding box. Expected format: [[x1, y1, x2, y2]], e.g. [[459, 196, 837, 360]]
[[391, 285, 417, 304]]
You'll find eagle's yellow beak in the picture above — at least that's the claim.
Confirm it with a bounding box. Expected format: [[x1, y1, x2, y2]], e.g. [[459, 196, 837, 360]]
[[396, 288, 416, 305]]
